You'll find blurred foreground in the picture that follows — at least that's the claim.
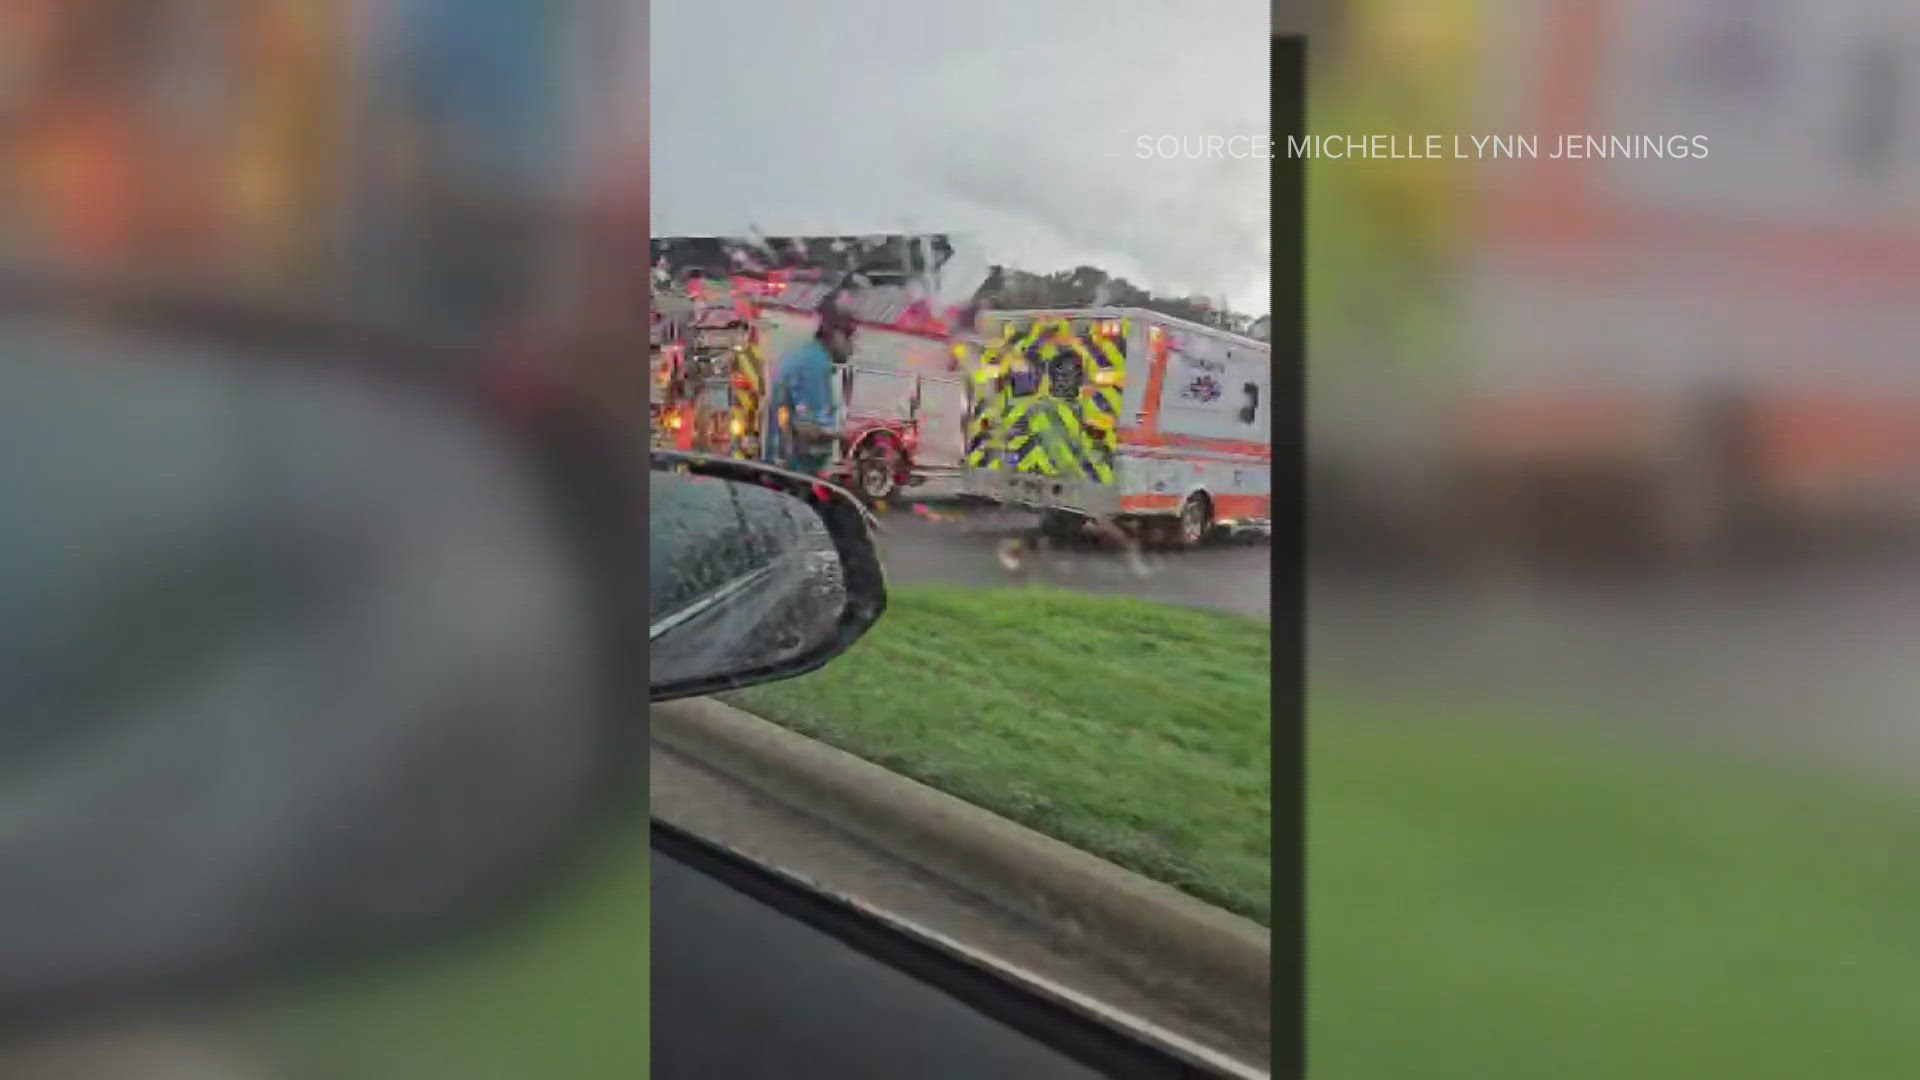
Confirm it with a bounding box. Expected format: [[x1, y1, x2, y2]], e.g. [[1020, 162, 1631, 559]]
[[1307, 2, 1920, 1075], [1, 3, 652, 1075], [1310, 0, 1920, 765], [0, 1, 648, 406], [1312, 0, 1920, 572]]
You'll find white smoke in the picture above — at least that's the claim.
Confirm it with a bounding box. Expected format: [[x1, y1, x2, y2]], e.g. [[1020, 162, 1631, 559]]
[[931, 234, 991, 307]]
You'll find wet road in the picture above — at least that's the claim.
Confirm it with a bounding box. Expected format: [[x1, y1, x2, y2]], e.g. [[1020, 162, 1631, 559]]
[[871, 502, 1270, 620], [1313, 558, 1920, 779]]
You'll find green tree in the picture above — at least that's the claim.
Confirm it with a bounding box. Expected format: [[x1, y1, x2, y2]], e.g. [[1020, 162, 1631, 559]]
[[975, 266, 1261, 335]]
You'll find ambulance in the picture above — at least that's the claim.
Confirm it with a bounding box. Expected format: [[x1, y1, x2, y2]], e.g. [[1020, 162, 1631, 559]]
[[1453, 0, 1920, 557], [961, 308, 1272, 547]]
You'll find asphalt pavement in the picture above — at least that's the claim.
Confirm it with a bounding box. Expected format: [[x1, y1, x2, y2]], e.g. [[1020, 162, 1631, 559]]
[[1313, 557, 1920, 779], [870, 501, 1270, 619]]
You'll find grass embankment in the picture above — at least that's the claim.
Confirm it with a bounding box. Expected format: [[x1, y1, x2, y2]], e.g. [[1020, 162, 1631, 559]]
[[1312, 695, 1920, 1078], [724, 585, 1274, 924], [727, 585, 1920, 1074]]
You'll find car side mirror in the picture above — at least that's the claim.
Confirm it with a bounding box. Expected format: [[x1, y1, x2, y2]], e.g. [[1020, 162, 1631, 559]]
[[650, 452, 886, 701]]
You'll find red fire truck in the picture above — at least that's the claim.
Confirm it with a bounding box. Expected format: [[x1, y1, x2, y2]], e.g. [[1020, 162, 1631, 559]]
[[650, 234, 985, 503]]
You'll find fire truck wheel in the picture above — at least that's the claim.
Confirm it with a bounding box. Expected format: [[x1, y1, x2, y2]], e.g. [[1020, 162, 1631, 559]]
[[853, 442, 901, 504]]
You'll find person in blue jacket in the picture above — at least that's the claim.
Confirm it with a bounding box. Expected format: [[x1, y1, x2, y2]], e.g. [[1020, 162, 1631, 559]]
[[765, 301, 856, 476]]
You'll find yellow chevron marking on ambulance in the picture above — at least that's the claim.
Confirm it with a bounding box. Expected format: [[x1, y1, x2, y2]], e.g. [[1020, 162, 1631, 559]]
[[966, 314, 1134, 484]]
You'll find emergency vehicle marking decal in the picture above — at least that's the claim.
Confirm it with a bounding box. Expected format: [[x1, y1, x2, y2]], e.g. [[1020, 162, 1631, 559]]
[[963, 315, 1126, 485], [1183, 374, 1223, 403]]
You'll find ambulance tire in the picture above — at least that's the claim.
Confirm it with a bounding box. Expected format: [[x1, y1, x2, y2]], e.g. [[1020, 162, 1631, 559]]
[[1173, 493, 1213, 550]]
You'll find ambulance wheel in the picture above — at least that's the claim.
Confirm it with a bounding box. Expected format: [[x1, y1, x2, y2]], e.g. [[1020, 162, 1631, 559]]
[[1174, 493, 1213, 550], [854, 443, 901, 504]]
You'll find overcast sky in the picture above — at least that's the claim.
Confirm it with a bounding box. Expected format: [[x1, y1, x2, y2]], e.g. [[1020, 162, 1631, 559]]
[[649, 0, 1270, 314]]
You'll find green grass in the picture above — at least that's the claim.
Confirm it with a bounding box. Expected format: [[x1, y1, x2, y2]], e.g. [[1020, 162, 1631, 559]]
[[724, 585, 1273, 924], [1312, 692, 1920, 1078], [727, 586, 1920, 1073], [259, 813, 650, 1080]]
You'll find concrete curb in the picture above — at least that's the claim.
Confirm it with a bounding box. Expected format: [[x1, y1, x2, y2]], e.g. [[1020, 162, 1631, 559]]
[[651, 697, 1271, 1039]]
